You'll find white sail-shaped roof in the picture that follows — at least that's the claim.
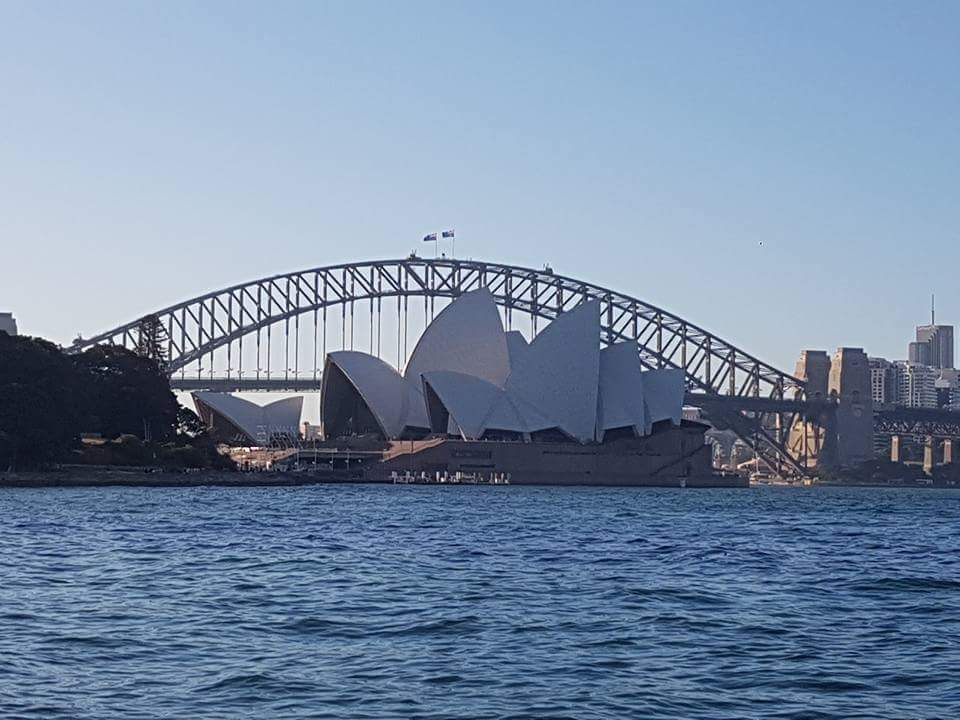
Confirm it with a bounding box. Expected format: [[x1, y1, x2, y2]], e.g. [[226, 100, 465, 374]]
[[192, 392, 303, 443], [421, 371, 505, 439], [597, 341, 648, 441], [505, 300, 601, 443], [484, 392, 554, 435], [404, 288, 511, 388], [642, 368, 685, 428], [262, 396, 305, 433], [323, 351, 429, 438], [422, 371, 554, 439], [505, 330, 529, 368], [317, 287, 687, 445]]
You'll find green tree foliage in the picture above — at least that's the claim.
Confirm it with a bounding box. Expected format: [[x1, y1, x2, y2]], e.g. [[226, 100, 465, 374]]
[[176, 406, 207, 438], [165, 406, 234, 470], [0, 334, 84, 469], [72, 345, 179, 442], [1, 336, 233, 470]]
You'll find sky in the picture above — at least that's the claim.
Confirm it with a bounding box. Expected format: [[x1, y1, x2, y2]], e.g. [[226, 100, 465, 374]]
[[2, 0, 959, 373]]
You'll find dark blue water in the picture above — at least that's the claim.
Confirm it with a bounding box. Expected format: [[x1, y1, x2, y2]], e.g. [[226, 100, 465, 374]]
[[2, 485, 959, 719]]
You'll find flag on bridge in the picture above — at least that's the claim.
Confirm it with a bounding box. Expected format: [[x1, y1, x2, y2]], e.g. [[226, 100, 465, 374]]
[[423, 233, 438, 242], [442, 229, 455, 239]]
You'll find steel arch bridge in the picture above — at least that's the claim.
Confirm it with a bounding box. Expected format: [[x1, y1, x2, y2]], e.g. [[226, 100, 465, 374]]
[[69, 257, 815, 474]]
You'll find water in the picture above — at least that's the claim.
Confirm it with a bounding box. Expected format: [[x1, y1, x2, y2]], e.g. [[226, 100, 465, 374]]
[[1, 484, 959, 719]]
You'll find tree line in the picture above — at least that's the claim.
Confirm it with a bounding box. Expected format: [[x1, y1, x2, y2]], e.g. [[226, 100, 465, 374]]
[[0, 333, 230, 471]]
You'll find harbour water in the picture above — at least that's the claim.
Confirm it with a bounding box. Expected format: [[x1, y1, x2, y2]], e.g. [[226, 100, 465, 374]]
[[2, 483, 959, 719]]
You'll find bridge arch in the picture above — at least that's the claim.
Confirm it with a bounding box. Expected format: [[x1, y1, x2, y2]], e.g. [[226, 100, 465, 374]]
[[70, 257, 803, 401]]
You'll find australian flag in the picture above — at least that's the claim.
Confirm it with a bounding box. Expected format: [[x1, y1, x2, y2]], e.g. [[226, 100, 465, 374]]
[[423, 233, 438, 242], [442, 229, 455, 239]]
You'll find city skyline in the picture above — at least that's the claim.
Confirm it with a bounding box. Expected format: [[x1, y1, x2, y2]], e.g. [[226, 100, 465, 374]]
[[3, 1, 959, 373]]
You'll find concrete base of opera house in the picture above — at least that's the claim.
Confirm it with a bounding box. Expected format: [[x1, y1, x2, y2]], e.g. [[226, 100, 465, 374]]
[[367, 422, 747, 488]]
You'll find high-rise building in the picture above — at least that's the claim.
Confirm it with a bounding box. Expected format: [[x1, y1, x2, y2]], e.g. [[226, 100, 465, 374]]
[[913, 325, 954, 369], [868, 357, 898, 406], [908, 341, 932, 366], [895, 361, 939, 409], [0, 312, 16, 336], [908, 297, 954, 369]]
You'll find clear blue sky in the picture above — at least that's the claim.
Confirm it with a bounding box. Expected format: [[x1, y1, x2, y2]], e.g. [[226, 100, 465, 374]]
[[2, 0, 958, 372]]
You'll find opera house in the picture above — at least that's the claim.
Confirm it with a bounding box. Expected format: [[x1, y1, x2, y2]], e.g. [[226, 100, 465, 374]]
[[192, 392, 303, 446], [189, 289, 726, 484], [318, 289, 722, 486]]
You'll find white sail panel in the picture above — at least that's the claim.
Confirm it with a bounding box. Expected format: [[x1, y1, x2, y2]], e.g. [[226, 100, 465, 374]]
[[404, 288, 511, 388], [505, 300, 601, 443]]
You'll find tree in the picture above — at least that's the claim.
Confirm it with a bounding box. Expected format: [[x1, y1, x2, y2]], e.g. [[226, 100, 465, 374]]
[[72, 345, 179, 442], [176, 406, 207, 439], [0, 334, 84, 469], [171, 406, 235, 470], [1, 336, 233, 471]]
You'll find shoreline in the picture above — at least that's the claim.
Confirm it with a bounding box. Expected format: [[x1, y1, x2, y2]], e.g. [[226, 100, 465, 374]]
[[3, 468, 955, 490], [1, 468, 740, 489], [0, 468, 366, 489]]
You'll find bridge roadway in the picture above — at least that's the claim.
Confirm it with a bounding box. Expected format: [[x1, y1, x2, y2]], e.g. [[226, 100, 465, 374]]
[[170, 376, 826, 412], [171, 374, 960, 442], [873, 406, 960, 439], [170, 376, 826, 415], [171, 376, 322, 393]]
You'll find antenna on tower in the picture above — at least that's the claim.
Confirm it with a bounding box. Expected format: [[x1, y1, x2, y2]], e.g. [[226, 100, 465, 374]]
[[932, 293, 936, 325]]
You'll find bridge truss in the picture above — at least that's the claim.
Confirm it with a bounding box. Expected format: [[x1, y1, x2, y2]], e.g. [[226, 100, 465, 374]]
[[874, 408, 960, 439], [70, 258, 811, 474]]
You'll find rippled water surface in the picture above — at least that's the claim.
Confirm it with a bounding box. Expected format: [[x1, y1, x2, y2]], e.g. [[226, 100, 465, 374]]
[[2, 484, 960, 719]]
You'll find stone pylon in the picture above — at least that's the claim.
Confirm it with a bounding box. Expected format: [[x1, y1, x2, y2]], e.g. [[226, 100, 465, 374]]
[[828, 348, 874, 468], [787, 350, 832, 470]]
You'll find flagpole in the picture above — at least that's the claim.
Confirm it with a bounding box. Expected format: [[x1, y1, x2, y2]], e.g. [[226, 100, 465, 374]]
[[441, 229, 455, 258]]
